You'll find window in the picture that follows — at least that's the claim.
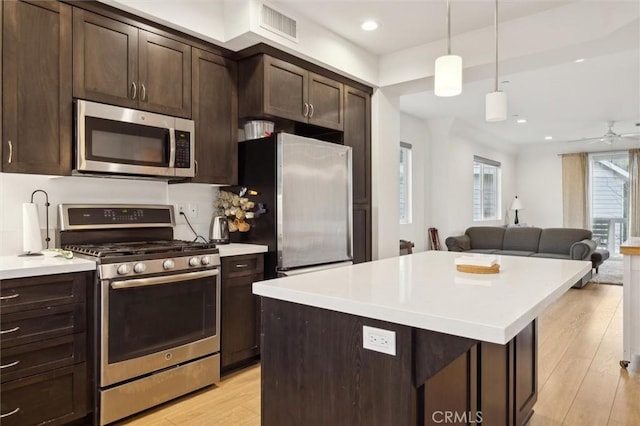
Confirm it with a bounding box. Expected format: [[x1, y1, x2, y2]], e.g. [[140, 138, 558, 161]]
[[473, 156, 501, 221], [400, 142, 412, 224], [588, 151, 629, 254]]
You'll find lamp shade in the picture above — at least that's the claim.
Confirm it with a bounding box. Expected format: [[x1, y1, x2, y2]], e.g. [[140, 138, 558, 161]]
[[434, 55, 462, 97], [510, 196, 523, 211], [485, 90, 507, 122]]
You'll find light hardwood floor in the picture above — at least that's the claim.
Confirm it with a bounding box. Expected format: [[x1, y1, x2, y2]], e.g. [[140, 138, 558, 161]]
[[119, 283, 638, 426]]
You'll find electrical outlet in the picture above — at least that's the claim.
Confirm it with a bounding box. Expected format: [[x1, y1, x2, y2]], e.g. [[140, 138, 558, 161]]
[[176, 204, 186, 215], [363, 325, 396, 356], [188, 203, 198, 218]]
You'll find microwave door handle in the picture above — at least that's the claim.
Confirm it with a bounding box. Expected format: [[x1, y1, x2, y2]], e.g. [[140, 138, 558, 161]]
[[169, 128, 176, 168]]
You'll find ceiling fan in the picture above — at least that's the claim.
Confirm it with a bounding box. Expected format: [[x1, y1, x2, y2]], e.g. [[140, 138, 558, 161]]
[[567, 121, 640, 144]]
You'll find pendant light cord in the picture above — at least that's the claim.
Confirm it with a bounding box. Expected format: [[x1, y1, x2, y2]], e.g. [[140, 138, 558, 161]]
[[494, 0, 499, 91], [446, 0, 452, 55]]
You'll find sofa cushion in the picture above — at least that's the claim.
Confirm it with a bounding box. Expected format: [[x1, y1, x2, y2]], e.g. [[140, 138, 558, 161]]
[[502, 227, 542, 252], [537, 228, 592, 255], [466, 227, 506, 250], [530, 253, 571, 260], [468, 249, 500, 254], [495, 250, 536, 257]]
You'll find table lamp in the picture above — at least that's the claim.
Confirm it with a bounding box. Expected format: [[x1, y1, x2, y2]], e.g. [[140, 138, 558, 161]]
[[510, 196, 523, 225]]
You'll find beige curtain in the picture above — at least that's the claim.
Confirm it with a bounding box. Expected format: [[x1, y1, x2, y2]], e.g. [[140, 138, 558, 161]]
[[629, 149, 640, 237], [562, 153, 588, 228]]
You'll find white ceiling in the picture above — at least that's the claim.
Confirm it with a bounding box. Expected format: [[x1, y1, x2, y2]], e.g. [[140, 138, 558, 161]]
[[273, 0, 640, 146]]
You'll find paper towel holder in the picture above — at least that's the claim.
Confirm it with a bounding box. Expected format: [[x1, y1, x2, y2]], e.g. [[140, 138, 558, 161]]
[[19, 189, 51, 257]]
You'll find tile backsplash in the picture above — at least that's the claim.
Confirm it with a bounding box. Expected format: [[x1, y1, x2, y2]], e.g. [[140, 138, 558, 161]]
[[0, 173, 218, 256]]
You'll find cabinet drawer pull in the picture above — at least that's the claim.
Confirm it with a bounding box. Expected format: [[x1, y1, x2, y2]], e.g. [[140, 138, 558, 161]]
[[7, 140, 12, 164], [235, 263, 249, 268], [130, 81, 137, 99], [0, 360, 20, 369], [0, 408, 20, 418], [302, 102, 309, 117], [309, 103, 314, 118], [0, 293, 19, 300], [0, 326, 20, 335], [140, 83, 147, 101]]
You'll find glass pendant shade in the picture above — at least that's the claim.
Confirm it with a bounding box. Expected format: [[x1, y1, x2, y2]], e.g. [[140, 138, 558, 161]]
[[434, 55, 462, 97], [485, 91, 507, 121]]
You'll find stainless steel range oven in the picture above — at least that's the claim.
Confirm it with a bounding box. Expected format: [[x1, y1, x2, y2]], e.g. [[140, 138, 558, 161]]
[[58, 204, 220, 425]]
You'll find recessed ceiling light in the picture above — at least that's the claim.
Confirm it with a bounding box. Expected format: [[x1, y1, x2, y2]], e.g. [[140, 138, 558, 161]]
[[361, 20, 379, 31], [516, 118, 527, 124], [544, 136, 553, 140], [575, 58, 585, 63]]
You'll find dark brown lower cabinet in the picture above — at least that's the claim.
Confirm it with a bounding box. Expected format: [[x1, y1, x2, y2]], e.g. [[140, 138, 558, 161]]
[[353, 203, 372, 264], [221, 253, 264, 372], [261, 298, 538, 425], [0, 271, 92, 426]]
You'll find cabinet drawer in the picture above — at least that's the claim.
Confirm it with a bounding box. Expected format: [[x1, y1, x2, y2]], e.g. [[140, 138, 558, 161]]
[[0, 363, 87, 426], [0, 272, 89, 314], [1, 304, 85, 349], [222, 254, 264, 278], [0, 334, 86, 383]]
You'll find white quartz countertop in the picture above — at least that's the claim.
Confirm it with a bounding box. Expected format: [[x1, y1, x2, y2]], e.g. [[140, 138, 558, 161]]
[[253, 251, 591, 344], [0, 254, 96, 280], [217, 243, 268, 257]]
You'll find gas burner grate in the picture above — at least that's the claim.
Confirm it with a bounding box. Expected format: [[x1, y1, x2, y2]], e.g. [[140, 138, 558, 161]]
[[64, 240, 217, 258]]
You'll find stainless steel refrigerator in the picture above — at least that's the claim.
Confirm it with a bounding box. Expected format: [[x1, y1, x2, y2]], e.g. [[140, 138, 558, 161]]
[[236, 132, 353, 278]]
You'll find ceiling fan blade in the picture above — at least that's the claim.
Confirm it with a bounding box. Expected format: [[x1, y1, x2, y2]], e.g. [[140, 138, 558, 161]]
[[620, 133, 640, 138], [566, 136, 607, 143]]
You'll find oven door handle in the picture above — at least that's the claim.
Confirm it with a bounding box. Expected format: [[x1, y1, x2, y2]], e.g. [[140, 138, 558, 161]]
[[110, 269, 218, 290]]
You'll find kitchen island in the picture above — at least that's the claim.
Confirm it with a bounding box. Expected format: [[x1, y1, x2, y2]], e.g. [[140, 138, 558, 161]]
[[253, 251, 591, 425]]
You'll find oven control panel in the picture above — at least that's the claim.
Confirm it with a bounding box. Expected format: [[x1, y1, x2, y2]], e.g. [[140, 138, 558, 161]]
[[100, 254, 220, 280]]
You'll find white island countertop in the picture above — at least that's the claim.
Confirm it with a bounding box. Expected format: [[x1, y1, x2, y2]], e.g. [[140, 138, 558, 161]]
[[0, 254, 96, 280], [253, 251, 591, 344]]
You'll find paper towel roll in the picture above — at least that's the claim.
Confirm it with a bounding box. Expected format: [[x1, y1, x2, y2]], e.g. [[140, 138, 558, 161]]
[[23, 203, 43, 254]]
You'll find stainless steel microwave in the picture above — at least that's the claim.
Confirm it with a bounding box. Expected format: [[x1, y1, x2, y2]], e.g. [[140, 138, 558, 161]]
[[74, 100, 195, 179]]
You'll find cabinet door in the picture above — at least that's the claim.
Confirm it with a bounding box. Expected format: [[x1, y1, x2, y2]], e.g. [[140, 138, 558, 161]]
[[72, 8, 137, 108], [138, 30, 191, 118], [221, 274, 260, 370], [2, 0, 72, 175], [192, 48, 237, 184], [353, 204, 372, 264], [308, 72, 343, 130], [514, 320, 537, 425], [263, 56, 307, 122], [0, 364, 87, 426], [344, 85, 371, 205]]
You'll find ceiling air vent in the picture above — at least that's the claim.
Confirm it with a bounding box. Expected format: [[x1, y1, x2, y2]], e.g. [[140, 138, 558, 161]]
[[260, 4, 298, 42]]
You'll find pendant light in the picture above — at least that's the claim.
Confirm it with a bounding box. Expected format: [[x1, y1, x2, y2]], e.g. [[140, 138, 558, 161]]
[[485, 0, 507, 121], [434, 0, 462, 97]]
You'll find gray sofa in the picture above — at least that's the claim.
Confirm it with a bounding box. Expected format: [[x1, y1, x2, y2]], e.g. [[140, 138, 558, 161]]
[[445, 227, 597, 288]]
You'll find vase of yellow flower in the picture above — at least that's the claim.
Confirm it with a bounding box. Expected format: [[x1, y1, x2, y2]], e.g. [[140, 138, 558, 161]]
[[212, 188, 265, 242]]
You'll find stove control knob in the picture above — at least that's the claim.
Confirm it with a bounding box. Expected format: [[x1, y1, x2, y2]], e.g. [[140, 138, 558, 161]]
[[201, 256, 211, 266], [133, 263, 147, 274], [189, 257, 200, 267], [117, 264, 130, 275], [162, 259, 175, 270]]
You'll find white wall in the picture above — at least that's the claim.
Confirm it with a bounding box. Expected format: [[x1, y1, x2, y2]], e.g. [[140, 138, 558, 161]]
[[0, 173, 217, 255], [399, 113, 430, 252], [426, 119, 517, 245]]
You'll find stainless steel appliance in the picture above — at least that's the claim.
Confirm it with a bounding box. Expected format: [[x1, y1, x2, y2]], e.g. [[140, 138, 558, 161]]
[[237, 133, 353, 278], [74, 100, 195, 179], [209, 215, 230, 244], [58, 204, 220, 425]]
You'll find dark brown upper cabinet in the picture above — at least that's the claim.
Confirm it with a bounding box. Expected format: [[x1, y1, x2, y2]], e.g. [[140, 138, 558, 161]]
[[192, 48, 238, 185], [344, 85, 371, 205], [239, 55, 344, 131], [2, 0, 73, 175], [73, 9, 191, 119]]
